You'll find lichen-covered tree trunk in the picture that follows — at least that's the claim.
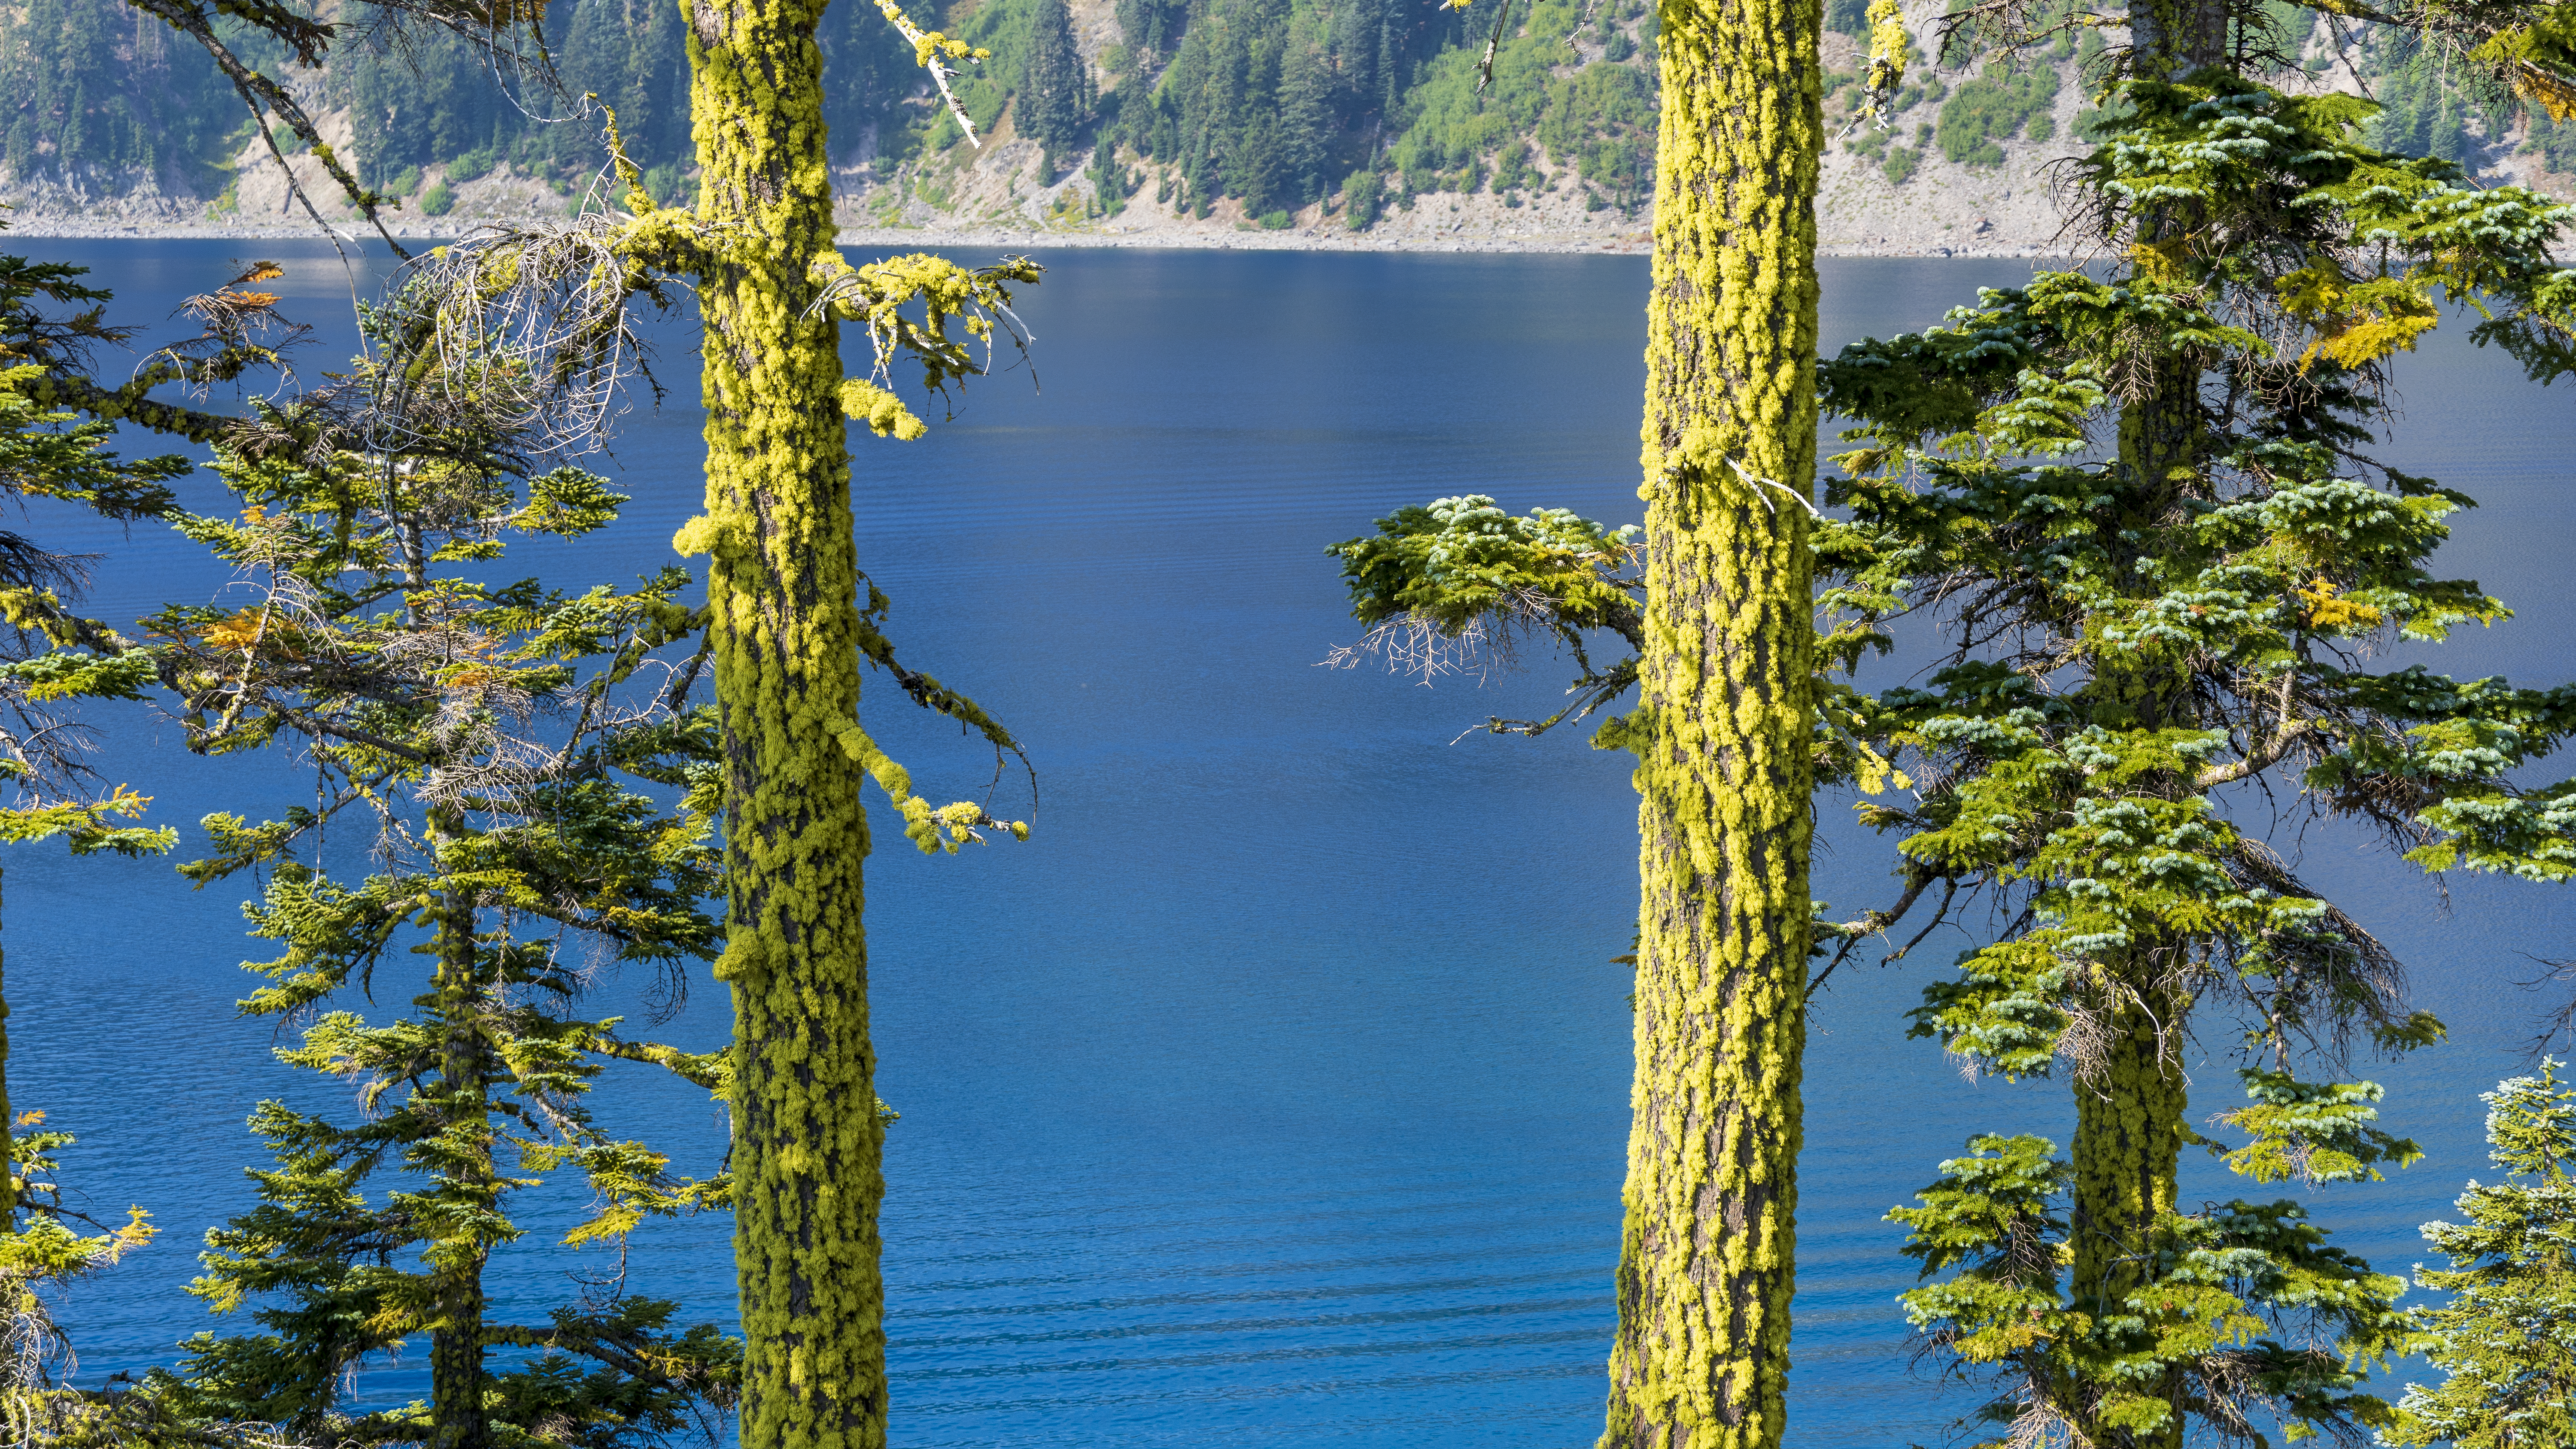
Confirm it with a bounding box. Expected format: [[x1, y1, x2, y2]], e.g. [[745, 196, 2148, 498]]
[[1600, 0, 1821, 1444], [2066, 6, 2227, 1430], [2128, 0, 2229, 80], [680, 0, 886, 1443], [2069, 975, 2190, 1448], [428, 878, 493, 1449], [0, 867, 12, 1230]]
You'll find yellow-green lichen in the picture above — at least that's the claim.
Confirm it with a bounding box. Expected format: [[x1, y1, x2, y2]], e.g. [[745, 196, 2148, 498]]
[[2068, 978, 2190, 1449], [1598, 1, 1823, 1446], [838, 380, 927, 440], [680, 0, 889, 1440]]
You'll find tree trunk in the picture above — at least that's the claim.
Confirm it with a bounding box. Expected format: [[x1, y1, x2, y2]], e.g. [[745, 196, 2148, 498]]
[[1599, 0, 1820, 1444], [2062, 0, 2228, 1428], [2068, 974, 2190, 1448], [428, 874, 492, 1449], [681, 0, 888, 1443], [2128, 0, 2230, 80], [0, 864, 12, 1231]]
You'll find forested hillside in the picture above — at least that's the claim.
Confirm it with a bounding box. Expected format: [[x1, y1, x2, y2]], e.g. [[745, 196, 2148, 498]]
[[0, 0, 2567, 237], [0, 0, 924, 217]]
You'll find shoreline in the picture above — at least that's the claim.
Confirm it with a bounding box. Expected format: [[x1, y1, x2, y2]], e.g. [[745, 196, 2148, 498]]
[[0, 213, 2074, 261]]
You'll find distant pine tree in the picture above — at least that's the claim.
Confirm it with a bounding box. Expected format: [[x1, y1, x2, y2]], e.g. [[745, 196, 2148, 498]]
[[0, 0, 228, 189], [1276, 43, 1333, 207], [1021, 0, 1089, 177], [1113, 0, 1187, 65]]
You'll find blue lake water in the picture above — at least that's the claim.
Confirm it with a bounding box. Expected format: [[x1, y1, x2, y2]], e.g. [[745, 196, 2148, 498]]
[[6, 238, 2574, 1446]]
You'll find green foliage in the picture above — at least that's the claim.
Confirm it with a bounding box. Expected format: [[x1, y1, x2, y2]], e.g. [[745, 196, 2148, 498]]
[[105, 296, 741, 1443], [308, 0, 928, 195], [1935, 62, 2059, 167], [0, 255, 202, 521], [0, 785, 170, 855], [1533, 57, 1654, 209], [0, 0, 234, 189], [1319, 16, 2576, 1443], [418, 179, 455, 215], [1096, 0, 1653, 216], [1021, 0, 1092, 166], [2208, 1071, 2425, 1185], [2390, 1060, 2576, 1448], [0, 0, 1653, 222], [0, 1111, 161, 1440], [1332, 493, 1639, 634], [5, 0, 2564, 222], [1888, 1116, 2415, 1449], [2366, 28, 2482, 164], [1085, 145, 1138, 215], [1324, 494, 1640, 738], [1342, 164, 1384, 228], [1809, 52, 2576, 1448]]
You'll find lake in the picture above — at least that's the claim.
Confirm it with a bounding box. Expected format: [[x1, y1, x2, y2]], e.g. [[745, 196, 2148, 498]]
[[6, 239, 2573, 1447]]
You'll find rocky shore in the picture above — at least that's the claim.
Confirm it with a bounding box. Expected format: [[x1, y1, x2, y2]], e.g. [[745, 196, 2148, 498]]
[[0, 200, 2074, 261]]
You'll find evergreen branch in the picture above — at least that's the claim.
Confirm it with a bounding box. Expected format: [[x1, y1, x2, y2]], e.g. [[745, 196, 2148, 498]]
[[0, 590, 147, 656], [266, 711, 430, 764], [21, 370, 243, 447], [587, 1037, 725, 1093]]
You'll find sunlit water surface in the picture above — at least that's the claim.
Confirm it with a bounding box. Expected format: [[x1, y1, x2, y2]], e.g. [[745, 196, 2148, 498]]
[[8, 240, 2574, 1446]]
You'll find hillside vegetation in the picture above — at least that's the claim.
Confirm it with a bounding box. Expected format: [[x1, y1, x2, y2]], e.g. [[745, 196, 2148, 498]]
[[0, 0, 2566, 235]]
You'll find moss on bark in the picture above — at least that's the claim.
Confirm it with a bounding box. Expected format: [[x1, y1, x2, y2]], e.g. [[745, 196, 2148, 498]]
[[1599, 0, 1822, 1443], [678, 0, 887, 1441]]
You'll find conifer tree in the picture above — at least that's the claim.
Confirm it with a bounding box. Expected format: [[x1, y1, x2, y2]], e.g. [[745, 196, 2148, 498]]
[[92, 3, 1048, 1441], [2391, 1060, 2576, 1448], [1021, 0, 1090, 177], [1275, 43, 1334, 207], [0, 249, 744, 1443], [1818, 3, 2576, 1440], [1337, 7, 2576, 1446], [115, 314, 745, 1444], [1334, 0, 1826, 1441], [0, 237, 285, 1445], [1821, 35, 2576, 1449]]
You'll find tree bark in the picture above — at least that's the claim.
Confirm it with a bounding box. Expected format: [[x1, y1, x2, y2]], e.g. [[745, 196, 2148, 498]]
[[1599, 0, 1821, 1444], [2057, 0, 2232, 1423], [680, 0, 888, 1443], [2128, 0, 2230, 80], [0, 865, 12, 1231], [2068, 975, 2190, 1448], [428, 869, 492, 1449]]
